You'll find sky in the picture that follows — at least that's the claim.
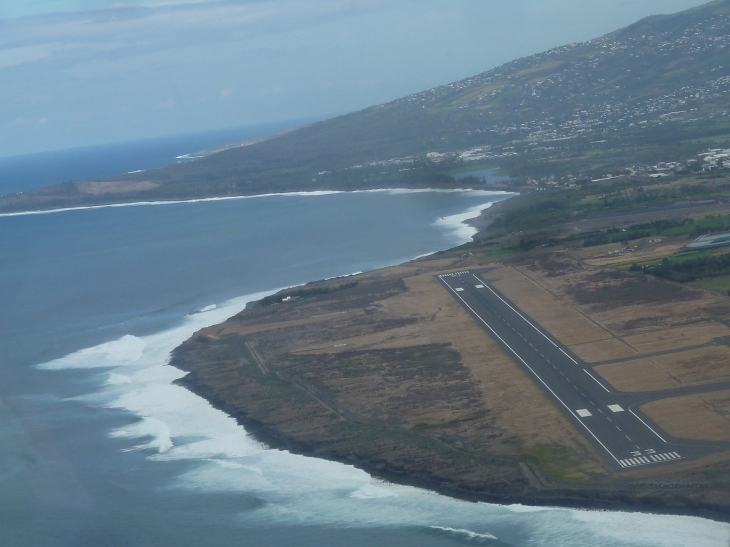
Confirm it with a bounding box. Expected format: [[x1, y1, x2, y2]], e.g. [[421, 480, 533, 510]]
[[0, 0, 712, 157]]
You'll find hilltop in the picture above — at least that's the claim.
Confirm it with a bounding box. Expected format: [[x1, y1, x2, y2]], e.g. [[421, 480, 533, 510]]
[[4, 0, 730, 212]]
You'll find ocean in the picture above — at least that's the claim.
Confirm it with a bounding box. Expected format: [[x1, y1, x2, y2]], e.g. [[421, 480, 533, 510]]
[[0, 120, 314, 196], [1, 133, 729, 547]]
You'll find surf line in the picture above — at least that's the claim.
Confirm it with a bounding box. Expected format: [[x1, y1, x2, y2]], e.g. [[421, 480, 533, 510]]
[[0, 188, 513, 218]]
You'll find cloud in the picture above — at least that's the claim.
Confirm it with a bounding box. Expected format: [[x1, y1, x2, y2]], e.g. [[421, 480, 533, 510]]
[[0, 43, 56, 68], [0, 0, 710, 156]]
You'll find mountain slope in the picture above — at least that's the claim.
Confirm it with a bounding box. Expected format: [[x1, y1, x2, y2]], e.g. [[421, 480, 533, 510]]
[[4, 0, 730, 212]]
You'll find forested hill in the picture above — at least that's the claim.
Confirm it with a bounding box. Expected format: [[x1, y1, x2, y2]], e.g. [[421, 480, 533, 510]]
[[4, 0, 730, 212]]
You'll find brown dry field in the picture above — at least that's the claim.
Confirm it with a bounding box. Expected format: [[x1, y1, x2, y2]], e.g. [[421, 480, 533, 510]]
[[487, 257, 730, 365], [489, 266, 613, 347], [478, 252, 730, 465], [168, 245, 730, 511], [594, 345, 730, 391], [568, 339, 637, 362], [174, 256, 607, 494], [75, 180, 160, 195], [620, 322, 730, 353], [385, 271, 601, 467], [594, 359, 679, 392], [642, 391, 730, 442], [271, 260, 605, 467]]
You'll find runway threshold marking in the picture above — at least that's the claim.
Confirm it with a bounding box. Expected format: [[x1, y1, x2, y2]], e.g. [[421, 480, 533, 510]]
[[473, 274, 579, 365], [439, 275, 624, 468], [620, 452, 682, 467]]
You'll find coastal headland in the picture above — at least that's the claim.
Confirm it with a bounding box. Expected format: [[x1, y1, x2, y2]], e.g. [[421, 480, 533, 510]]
[[6, 1, 730, 216], [171, 194, 730, 518]]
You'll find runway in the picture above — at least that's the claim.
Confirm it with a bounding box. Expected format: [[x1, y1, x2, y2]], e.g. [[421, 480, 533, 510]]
[[437, 269, 729, 470]]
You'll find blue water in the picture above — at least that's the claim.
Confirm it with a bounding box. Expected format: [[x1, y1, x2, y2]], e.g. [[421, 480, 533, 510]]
[[0, 119, 314, 196], [0, 142, 728, 546]]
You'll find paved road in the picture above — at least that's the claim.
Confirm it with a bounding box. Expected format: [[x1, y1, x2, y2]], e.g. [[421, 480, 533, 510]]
[[437, 270, 730, 470]]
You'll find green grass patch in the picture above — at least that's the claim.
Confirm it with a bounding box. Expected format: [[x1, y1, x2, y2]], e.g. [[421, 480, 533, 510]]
[[683, 132, 730, 144], [690, 275, 730, 293], [520, 445, 589, 483], [632, 250, 730, 282]]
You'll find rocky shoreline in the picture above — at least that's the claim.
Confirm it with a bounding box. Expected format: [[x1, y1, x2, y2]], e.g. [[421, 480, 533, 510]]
[[174, 369, 730, 522], [168, 252, 730, 524]]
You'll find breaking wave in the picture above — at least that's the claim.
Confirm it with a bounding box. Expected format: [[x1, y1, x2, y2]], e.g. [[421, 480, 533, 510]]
[[33, 289, 730, 545], [0, 188, 510, 218]]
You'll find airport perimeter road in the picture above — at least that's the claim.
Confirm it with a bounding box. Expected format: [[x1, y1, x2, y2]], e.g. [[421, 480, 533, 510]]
[[437, 270, 725, 470]]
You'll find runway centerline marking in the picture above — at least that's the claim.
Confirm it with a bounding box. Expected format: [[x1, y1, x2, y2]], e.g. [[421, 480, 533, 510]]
[[439, 276, 624, 467], [473, 274, 579, 364]]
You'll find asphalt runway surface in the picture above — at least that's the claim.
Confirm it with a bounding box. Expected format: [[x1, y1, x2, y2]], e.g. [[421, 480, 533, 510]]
[[438, 269, 730, 470]]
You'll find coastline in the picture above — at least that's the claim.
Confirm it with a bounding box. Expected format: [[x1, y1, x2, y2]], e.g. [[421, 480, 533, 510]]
[[465, 195, 512, 238], [174, 367, 730, 522], [161, 203, 730, 524], [32, 187, 726, 525], [0, 187, 512, 218]]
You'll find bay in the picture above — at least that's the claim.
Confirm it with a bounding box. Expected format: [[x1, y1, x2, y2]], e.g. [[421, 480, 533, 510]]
[[1, 187, 728, 546], [0, 119, 314, 196]]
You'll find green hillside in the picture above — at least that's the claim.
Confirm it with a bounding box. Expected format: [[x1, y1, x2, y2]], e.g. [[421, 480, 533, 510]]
[[4, 0, 730, 211]]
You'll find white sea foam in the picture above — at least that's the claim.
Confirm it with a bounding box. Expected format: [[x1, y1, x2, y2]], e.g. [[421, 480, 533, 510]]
[[0, 188, 511, 218], [570, 510, 730, 547], [350, 482, 399, 499], [105, 373, 132, 385], [32, 195, 730, 545], [430, 526, 499, 540], [433, 201, 496, 241], [38, 334, 146, 370], [36, 289, 730, 544]]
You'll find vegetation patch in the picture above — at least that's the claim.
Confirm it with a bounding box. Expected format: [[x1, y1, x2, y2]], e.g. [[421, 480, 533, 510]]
[[567, 275, 697, 309], [260, 281, 359, 306], [521, 445, 591, 483], [634, 253, 730, 283]]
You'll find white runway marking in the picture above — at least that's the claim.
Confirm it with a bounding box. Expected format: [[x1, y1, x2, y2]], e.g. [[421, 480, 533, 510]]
[[584, 369, 611, 392], [475, 284, 484, 288], [577, 409, 592, 417], [474, 274, 580, 364], [608, 404, 624, 413], [439, 276, 623, 467], [455, 288, 464, 292], [620, 452, 682, 467]]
